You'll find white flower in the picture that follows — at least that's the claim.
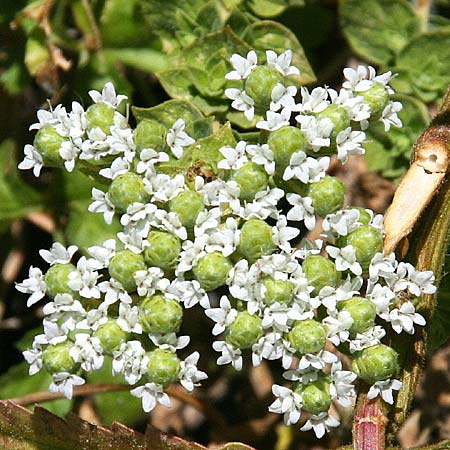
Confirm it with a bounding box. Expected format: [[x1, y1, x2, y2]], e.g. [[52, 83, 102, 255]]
[[70, 334, 104, 371], [178, 352, 208, 392], [149, 333, 189, 352], [136, 148, 169, 177], [283, 151, 329, 184], [330, 361, 357, 407], [88, 188, 115, 224], [23, 341, 43, 375], [29, 104, 67, 131], [238, 187, 284, 220], [67, 257, 101, 299], [336, 127, 366, 163], [225, 88, 255, 121], [205, 296, 238, 335], [366, 284, 395, 320], [212, 340, 243, 370], [134, 266, 165, 298], [256, 108, 291, 131], [18, 144, 44, 177], [380, 101, 402, 131], [368, 252, 398, 283], [286, 193, 315, 230], [218, 141, 249, 170], [270, 84, 298, 112], [349, 325, 386, 353], [269, 384, 303, 425], [42, 293, 85, 316], [59, 140, 80, 172], [323, 310, 353, 346], [300, 412, 340, 438], [266, 49, 300, 76], [88, 82, 127, 108], [319, 275, 363, 312], [342, 66, 393, 92], [326, 245, 362, 276], [388, 301, 426, 335], [205, 217, 241, 257], [49, 372, 85, 400], [117, 303, 143, 334], [296, 115, 333, 152], [322, 209, 361, 237], [113, 340, 148, 385], [168, 279, 210, 309], [298, 87, 329, 113], [298, 350, 338, 371], [272, 216, 300, 253], [226, 50, 258, 80], [166, 119, 195, 159], [246, 143, 275, 175], [88, 239, 117, 268], [130, 382, 171, 412], [293, 238, 323, 260], [39, 243, 78, 266], [262, 302, 308, 332], [367, 379, 402, 404], [16, 266, 46, 307], [99, 156, 130, 180]]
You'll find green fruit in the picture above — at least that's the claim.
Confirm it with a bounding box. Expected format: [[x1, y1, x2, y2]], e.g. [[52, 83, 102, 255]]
[[108, 173, 149, 213], [42, 341, 78, 374], [143, 231, 181, 273], [44, 263, 77, 298], [229, 162, 269, 202], [307, 176, 346, 217], [134, 119, 167, 151], [346, 206, 371, 225], [352, 344, 399, 383], [338, 296, 376, 335], [315, 104, 351, 142], [146, 348, 180, 387], [168, 190, 205, 231], [288, 319, 327, 354], [33, 125, 65, 166], [109, 250, 146, 292], [225, 311, 263, 349], [93, 320, 129, 354], [261, 277, 295, 305], [193, 252, 233, 291], [139, 295, 183, 334], [302, 255, 340, 295], [237, 219, 276, 264], [85, 102, 115, 134], [295, 377, 331, 415], [358, 82, 389, 118]]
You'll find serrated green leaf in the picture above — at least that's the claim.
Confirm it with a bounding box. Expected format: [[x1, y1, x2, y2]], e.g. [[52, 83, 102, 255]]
[[241, 20, 316, 84], [0, 363, 72, 417], [246, 0, 304, 18], [340, 0, 421, 65]]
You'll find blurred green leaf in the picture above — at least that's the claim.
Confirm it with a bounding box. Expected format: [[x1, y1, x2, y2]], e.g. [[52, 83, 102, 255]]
[[103, 48, 169, 74], [340, 0, 420, 65], [246, 0, 304, 19]]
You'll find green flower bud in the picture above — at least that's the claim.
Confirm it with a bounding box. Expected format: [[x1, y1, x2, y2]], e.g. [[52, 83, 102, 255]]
[[44, 263, 77, 298], [358, 82, 389, 118], [288, 319, 327, 354], [315, 104, 351, 142], [134, 119, 167, 152], [295, 377, 331, 415], [267, 126, 308, 174], [225, 311, 263, 349], [193, 252, 233, 292], [33, 125, 65, 166], [85, 103, 115, 134], [139, 295, 183, 334], [93, 320, 129, 354], [146, 348, 180, 387], [338, 296, 376, 335], [343, 225, 383, 271], [244, 66, 284, 114], [307, 176, 346, 217], [108, 250, 146, 292], [302, 255, 341, 295], [229, 162, 269, 202], [42, 341, 79, 374], [352, 344, 399, 384], [261, 277, 295, 305], [143, 231, 181, 273], [168, 190, 205, 231], [347, 206, 371, 225], [108, 173, 149, 213], [237, 219, 276, 264]]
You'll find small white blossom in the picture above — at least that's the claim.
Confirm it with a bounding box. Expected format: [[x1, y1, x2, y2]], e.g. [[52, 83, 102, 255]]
[[380, 101, 402, 131], [349, 325, 386, 353], [117, 303, 143, 334], [256, 108, 291, 131], [212, 340, 243, 370], [218, 141, 249, 170], [19, 144, 44, 177], [88, 188, 115, 224], [113, 340, 148, 385], [225, 88, 255, 121], [300, 412, 340, 438], [16, 266, 47, 307], [49, 372, 85, 400], [298, 87, 329, 113], [270, 84, 298, 112], [326, 245, 362, 276], [296, 115, 333, 152], [272, 216, 300, 253], [286, 193, 315, 230], [99, 156, 130, 180], [298, 350, 338, 371], [70, 334, 104, 371], [266, 49, 300, 76], [323, 310, 353, 346], [226, 50, 258, 80], [330, 361, 357, 407], [322, 209, 361, 237], [67, 257, 101, 299], [166, 119, 195, 159], [246, 143, 275, 175], [205, 296, 238, 335], [178, 352, 208, 392], [388, 301, 426, 335], [367, 379, 403, 404], [130, 382, 171, 412], [39, 243, 78, 266], [88, 239, 117, 268], [269, 384, 303, 425], [88, 82, 127, 108], [336, 127, 366, 163]]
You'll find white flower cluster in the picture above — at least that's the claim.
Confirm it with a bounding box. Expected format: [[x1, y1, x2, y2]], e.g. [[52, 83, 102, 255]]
[[17, 50, 433, 438]]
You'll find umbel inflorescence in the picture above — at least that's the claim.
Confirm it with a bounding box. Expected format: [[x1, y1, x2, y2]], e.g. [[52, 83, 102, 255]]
[[17, 49, 436, 438]]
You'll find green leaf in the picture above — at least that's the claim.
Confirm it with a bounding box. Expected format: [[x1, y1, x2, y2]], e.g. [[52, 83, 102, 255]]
[[0, 139, 43, 222], [246, 0, 304, 18], [0, 363, 72, 417], [103, 48, 169, 74], [394, 30, 450, 101], [428, 290, 450, 352], [241, 20, 316, 84], [339, 0, 421, 65]]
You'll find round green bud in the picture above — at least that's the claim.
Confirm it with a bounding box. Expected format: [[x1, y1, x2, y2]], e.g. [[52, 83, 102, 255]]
[[338, 296, 376, 335], [229, 162, 269, 202], [244, 66, 284, 114], [302, 255, 340, 295], [93, 320, 129, 354], [146, 348, 180, 387], [33, 125, 65, 166], [168, 190, 205, 231], [193, 252, 233, 292], [108, 250, 146, 292], [143, 231, 181, 273], [108, 172, 149, 213], [139, 294, 183, 334], [225, 311, 263, 349], [44, 263, 77, 298], [347, 206, 371, 225], [358, 82, 389, 118], [267, 126, 308, 174], [134, 119, 167, 152], [288, 319, 327, 354], [237, 219, 276, 264], [316, 104, 351, 140], [42, 341, 79, 374], [352, 344, 400, 384], [85, 102, 115, 134], [343, 225, 383, 271], [261, 277, 295, 305], [295, 377, 332, 415], [307, 176, 346, 217]]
